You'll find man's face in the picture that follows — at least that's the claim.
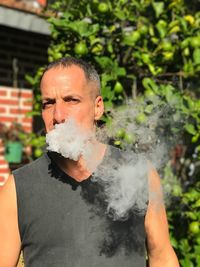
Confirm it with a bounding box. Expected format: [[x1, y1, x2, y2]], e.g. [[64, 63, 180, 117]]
[[40, 65, 104, 133]]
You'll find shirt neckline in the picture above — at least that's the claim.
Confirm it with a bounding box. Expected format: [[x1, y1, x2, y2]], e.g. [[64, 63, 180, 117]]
[[45, 144, 110, 186]]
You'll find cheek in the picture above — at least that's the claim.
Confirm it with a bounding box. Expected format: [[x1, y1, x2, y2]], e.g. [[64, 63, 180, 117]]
[[74, 105, 95, 124], [42, 111, 52, 130]]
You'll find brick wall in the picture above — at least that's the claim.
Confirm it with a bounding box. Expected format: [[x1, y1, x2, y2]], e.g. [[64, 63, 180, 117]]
[[0, 86, 33, 185]]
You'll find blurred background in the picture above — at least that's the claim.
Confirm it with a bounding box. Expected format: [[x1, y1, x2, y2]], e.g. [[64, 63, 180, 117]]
[[0, 0, 200, 266]]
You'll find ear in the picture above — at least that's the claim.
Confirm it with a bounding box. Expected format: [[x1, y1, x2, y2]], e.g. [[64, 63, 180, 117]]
[[94, 96, 104, 120]]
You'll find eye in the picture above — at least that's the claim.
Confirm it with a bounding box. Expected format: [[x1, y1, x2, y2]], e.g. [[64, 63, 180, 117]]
[[63, 97, 80, 103], [42, 100, 55, 109]]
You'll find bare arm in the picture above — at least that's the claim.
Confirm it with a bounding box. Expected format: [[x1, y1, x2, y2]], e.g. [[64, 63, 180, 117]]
[[145, 167, 179, 267], [0, 174, 21, 267]]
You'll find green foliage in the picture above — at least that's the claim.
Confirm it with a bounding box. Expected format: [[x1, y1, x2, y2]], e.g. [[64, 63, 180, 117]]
[[165, 165, 200, 267], [26, 0, 200, 265]]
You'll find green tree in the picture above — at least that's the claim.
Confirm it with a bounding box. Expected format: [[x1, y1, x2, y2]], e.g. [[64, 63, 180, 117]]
[[26, 1, 200, 265]]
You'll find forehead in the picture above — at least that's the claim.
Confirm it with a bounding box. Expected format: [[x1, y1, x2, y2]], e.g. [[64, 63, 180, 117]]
[[40, 65, 88, 91], [40, 65, 99, 101]]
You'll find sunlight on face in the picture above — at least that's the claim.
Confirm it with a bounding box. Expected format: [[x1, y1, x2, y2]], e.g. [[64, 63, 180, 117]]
[[40, 65, 104, 133]]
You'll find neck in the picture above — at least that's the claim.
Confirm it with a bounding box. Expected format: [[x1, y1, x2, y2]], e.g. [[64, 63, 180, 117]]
[[51, 142, 107, 182]]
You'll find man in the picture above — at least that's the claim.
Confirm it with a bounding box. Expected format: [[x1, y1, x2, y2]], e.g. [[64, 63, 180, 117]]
[[0, 57, 179, 267]]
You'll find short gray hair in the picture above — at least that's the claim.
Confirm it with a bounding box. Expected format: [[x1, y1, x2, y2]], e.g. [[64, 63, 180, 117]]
[[40, 57, 101, 96]]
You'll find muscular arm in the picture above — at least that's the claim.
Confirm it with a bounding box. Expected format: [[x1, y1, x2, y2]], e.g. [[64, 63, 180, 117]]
[[0, 174, 21, 267], [145, 167, 179, 267]]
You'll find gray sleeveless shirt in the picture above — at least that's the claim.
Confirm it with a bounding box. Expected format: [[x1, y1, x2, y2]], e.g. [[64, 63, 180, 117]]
[[13, 146, 148, 267]]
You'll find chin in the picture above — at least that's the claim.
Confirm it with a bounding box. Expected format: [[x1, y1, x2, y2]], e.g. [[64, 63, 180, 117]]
[[46, 126, 54, 133]]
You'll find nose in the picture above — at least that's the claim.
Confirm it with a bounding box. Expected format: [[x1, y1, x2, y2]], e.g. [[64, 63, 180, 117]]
[[53, 101, 66, 126]]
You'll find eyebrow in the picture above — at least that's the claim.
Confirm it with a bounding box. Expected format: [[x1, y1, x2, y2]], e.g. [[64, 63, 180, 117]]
[[42, 94, 83, 101], [42, 97, 55, 102]]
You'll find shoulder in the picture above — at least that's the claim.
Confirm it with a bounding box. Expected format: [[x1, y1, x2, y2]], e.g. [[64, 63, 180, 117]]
[[0, 173, 16, 201], [0, 174, 17, 224], [0, 174, 21, 266], [145, 166, 179, 265], [13, 152, 49, 178]]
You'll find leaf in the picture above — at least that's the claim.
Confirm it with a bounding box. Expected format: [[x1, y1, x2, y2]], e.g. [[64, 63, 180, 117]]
[[101, 73, 114, 87], [185, 211, 197, 220], [115, 67, 126, 77], [142, 78, 158, 93], [184, 124, 196, 135], [114, 9, 127, 20], [193, 48, 200, 65], [156, 20, 167, 38], [95, 56, 113, 69], [192, 134, 200, 143], [170, 236, 178, 248], [152, 2, 165, 18], [65, 20, 99, 37], [180, 257, 194, 267], [27, 111, 41, 116]]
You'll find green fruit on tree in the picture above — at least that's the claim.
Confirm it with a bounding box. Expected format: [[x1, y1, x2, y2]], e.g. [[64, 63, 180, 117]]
[[183, 47, 190, 56], [34, 148, 43, 158], [124, 133, 136, 144], [161, 41, 173, 51], [116, 128, 126, 139], [74, 42, 88, 56], [114, 81, 123, 94], [139, 25, 148, 35], [162, 52, 174, 61], [144, 89, 155, 99], [184, 15, 195, 25], [114, 140, 122, 146], [98, 2, 109, 13], [54, 52, 62, 60], [31, 139, 40, 147], [190, 36, 200, 48], [141, 54, 151, 64], [189, 221, 200, 234], [172, 184, 182, 197], [135, 113, 147, 124], [130, 31, 141, 42]]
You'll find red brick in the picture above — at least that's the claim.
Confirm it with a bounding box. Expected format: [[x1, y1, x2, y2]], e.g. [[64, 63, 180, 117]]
[[23, 126, 33, 133], [23, 100, 33, 106], [21, 92, 32, 98], [0, 168, 9, 173], [0, 117, 16, 123], [11, 91, 32, 98], [22, 117, 32, 123], [0, 91, 7, 96], [0, 107, 6, 113], [0, 99, 19, 105], [0, 176, 5, 183], [10, 108, 32, 114], [0, 160, 7, 164], [38, 0, 47, 7], [11, 91, 19, 97]]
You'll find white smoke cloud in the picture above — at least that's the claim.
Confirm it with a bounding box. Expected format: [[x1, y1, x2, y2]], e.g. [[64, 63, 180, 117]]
[[45, 99, 181, 221], [46, 118, 95, 162], [93, 151, 149, 220]]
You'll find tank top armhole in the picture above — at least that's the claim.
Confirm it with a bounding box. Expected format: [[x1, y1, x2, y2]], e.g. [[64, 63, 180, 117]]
[[12, 171, 24, 246]]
